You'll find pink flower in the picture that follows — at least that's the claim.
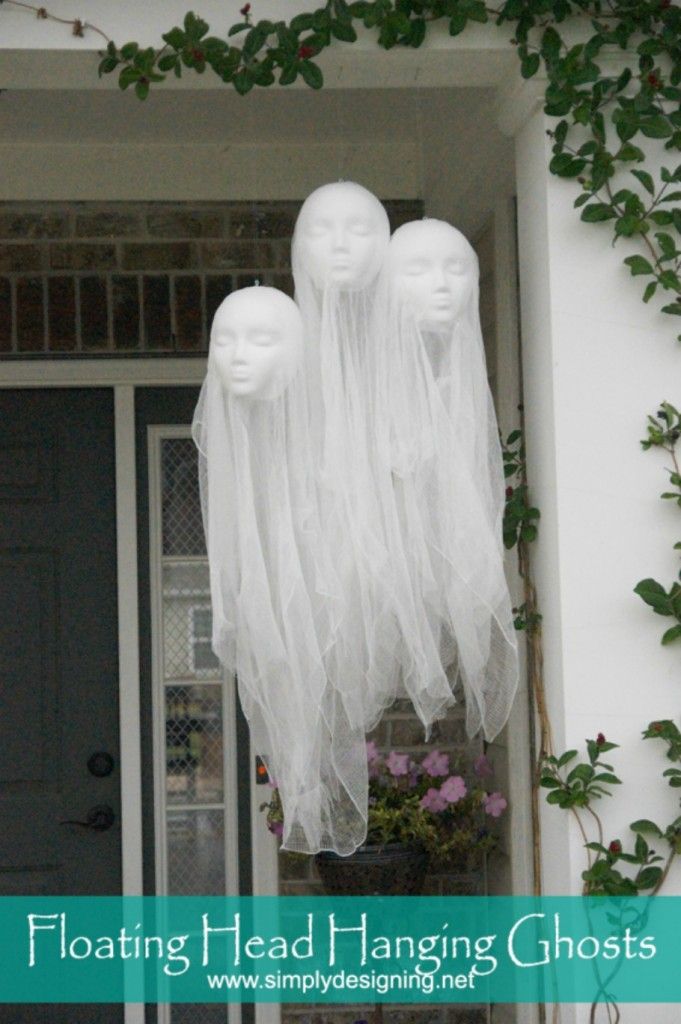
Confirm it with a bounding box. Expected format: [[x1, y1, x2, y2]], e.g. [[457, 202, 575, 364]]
[[422, 749, 450, 777], [268, 820, 284, 837], [474, 754, 493, 778], [440, 775, 467, 804], [385, 751, 410, 777], [484, 792, 507, 818], [420, 787, 448, 812]]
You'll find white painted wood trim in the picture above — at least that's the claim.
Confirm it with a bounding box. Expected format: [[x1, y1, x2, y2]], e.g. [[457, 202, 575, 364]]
[[147, 427, 169, 898], [0, 357, 206, 388], [115, 386, 146, 1024]]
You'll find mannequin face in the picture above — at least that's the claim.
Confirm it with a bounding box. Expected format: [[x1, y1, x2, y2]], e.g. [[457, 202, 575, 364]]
[[389, 220, 477, 330], [294, 182, 390, 291], [209, 286, 303, 400]]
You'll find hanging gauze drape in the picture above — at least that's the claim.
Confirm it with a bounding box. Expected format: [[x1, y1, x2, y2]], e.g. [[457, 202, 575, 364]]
[[192, 286, 368, 855], [372, 219, 519, 740], [293, 183, 457, 737]]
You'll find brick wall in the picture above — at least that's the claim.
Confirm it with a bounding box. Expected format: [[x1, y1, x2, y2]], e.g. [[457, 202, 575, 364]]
[[0, 200, 422, 356]]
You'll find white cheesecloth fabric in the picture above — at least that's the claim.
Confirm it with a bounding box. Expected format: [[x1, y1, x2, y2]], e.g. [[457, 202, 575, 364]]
[[371, 220, 519, 740], [292, 184, 450, 736], [192, 290, 368, 855]]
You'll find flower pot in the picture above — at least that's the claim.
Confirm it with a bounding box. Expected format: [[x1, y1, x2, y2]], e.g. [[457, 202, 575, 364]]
[[314, 842, 429, 896]]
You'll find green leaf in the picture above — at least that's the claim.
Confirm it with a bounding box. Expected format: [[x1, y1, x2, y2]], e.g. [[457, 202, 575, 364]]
[[120, 42, 139, 61], [233, 69, 254, 94], [300, 60, 323, 89], [331, 20, 357, 42], [636, 866, 663, 890], [634, 578, 672, 615], [631, 169, 655, 195], [557, 749, 578, 768], [581, 203, 617, 223], [448, 11, 468, 35], [656, 232, 678, 260], [134, 79, 150, 100], [279, 63, 298, 86], [521, 53, 541, 79], [631, 819, 663, 837], [624, 255, 654, 276], [643, 281, 658, 303], [118, 66, 139, 90], [290, 13, 315, 32], [662, 624, 681, 645], [640, 117, 674, 139], [228, 22, 251, 37], [162, 27, 186, 49]]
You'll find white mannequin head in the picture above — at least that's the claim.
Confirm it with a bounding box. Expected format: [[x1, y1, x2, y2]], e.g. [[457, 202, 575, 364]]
[[388, 219, 477, 330], [293, 181, 390, 291], [209, 286, 303, 400]]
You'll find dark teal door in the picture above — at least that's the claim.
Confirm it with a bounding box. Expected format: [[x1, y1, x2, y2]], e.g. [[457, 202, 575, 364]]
[[0, 388, 122, 1023]]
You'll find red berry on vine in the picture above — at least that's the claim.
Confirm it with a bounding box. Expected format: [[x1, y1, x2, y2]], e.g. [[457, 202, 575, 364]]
[[647, 73, 662, 90], [506, 486, 514, 498], [240, 3, 251, 14], [192, 48, 205, 61], [652, 722, 663, 732], [298, 45, 315, 59], [596, 733, 606, 746], [608, 840, 622, 855]]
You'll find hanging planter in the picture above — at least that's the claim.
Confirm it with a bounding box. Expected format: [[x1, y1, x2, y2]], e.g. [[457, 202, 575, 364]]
[[314, 841, 429, 897]]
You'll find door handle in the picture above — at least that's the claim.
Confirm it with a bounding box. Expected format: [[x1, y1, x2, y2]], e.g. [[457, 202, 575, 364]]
[[59, 804, 116, 832]]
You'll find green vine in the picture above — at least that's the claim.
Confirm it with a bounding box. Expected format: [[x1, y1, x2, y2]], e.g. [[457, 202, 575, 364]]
[[94, 0, 681, 333], [634, 400, 681, 644]]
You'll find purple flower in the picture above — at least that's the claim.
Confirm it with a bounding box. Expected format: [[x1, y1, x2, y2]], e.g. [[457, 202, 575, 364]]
[[474, 754, 494, 778], [484, 792, 507, 818], [386, 751, 410, 777], [366, 740, 380, 764], [422, 749, 450, 777], [440, 775, 467, 804], [420, 787, 448, 812], [268, 820, 284, 837]]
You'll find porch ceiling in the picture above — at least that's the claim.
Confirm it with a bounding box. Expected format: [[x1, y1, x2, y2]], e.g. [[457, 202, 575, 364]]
[[0, 85, 496, 145]]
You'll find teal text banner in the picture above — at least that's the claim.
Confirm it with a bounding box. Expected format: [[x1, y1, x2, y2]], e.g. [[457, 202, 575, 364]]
[[0, 896, 676, 1003]]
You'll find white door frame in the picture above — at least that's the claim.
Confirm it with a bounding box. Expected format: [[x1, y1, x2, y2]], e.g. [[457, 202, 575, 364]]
[[0, 358, 279, 1024]]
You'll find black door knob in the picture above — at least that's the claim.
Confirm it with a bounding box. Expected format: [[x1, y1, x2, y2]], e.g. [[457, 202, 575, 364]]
[[60, 805, 116, 832], [87, 751, 115, 778]]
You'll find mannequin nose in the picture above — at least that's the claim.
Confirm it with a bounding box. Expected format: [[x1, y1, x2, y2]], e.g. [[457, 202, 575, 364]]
[[331, 226, 349, 251], [232, 336, 248, 362], [432, 265, 448, 290]]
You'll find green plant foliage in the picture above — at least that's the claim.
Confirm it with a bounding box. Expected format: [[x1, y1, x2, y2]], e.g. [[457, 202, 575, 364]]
[[541, 733, 680, 896], [635, 402, 681, 645], [93, 0, 681, 332], [502, 428, 540, 550]]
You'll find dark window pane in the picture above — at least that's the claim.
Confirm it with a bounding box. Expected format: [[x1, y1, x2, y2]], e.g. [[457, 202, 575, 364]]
[[48, 277, 76, 352], [80, 276, 109, 350], [143, 275, 171, 350], [112, 275, 140, 350], [0, 278, 11, 352], [174, 276, 204, 351], [16, 277, 44, 352], [205, 276, 232, 333]]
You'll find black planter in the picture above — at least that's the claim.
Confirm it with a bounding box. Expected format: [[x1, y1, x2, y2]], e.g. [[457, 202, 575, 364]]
[[314, 842, 429, 896]]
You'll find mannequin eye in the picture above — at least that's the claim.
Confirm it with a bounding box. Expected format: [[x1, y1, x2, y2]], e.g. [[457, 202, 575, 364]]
[[404, 261, 428, 275], [446, 259, 468, 275], [306, 221, 329, 238], [213, 332, 235, 348], [252, 332, 277, 347], [349, 221, 372, 236]]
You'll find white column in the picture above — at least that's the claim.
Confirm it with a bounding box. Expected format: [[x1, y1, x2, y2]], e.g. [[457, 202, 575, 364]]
[[516, 105, 681, 1020]]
